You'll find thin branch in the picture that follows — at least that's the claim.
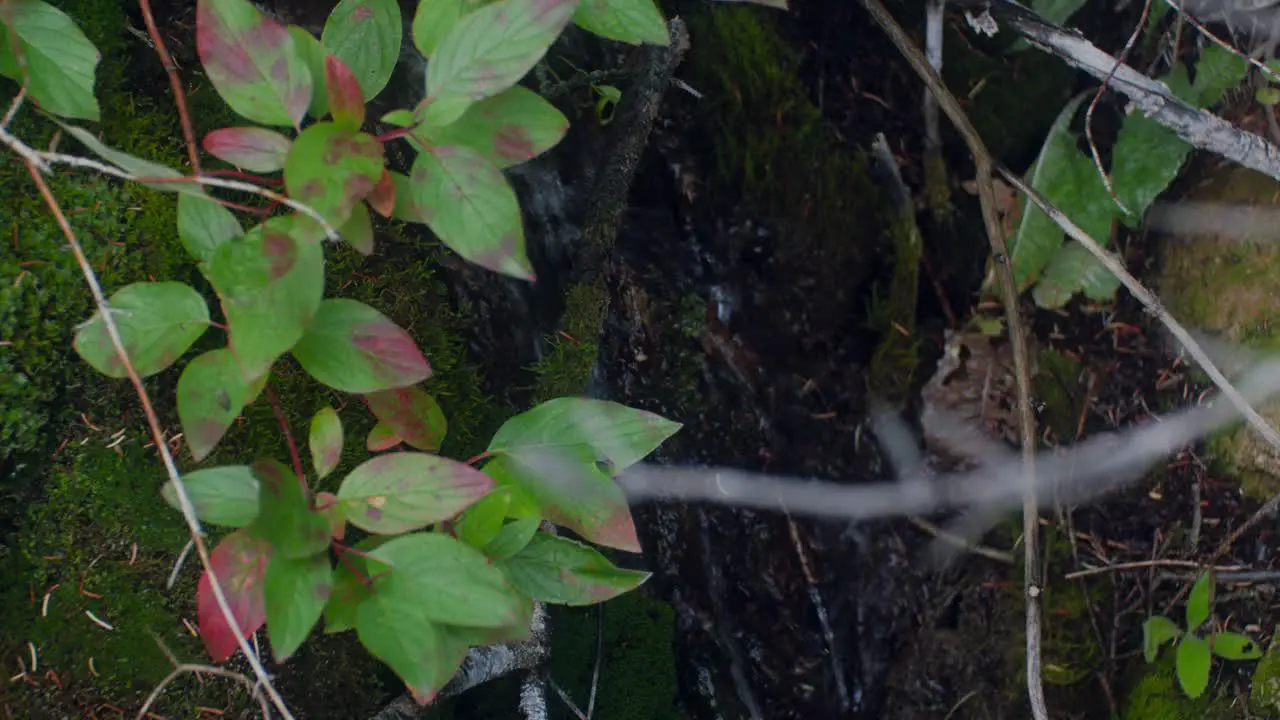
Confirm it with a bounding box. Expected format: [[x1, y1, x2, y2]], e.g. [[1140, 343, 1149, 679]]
[[586, 605, 604, 718], [136, 663, 269, 720], [137, 0, 200, 175], [859, 2, 1048, 716], [1162, 0, 1280, 85], [1065, 559, 1244, 580], [1085, 0, 1152, 215], [266, 383, 308, 492]]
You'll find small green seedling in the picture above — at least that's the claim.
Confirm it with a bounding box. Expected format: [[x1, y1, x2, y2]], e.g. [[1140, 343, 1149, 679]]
[[1142, 571, 1263, 698]]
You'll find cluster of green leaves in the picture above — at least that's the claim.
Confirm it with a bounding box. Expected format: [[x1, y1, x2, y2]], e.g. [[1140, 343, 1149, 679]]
[[1142, 571, 1263, 699], [1003, 45, 1249, 308], [5, 0, 686, 703]]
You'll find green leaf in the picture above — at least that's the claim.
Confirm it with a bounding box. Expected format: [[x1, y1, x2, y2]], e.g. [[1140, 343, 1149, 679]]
[[388, 171, 425, 223], [0, 0, 100, 120], [264, 552, 333, 661], [289, 27, 330, 119], [1213, 632, 1263, 660], [250, 459, 331, 559], [55, 122, 204, 196], [197, 529, 271, 662], [340, 200, 375, 255], [367, 421, 403, 452], [1176, 634, 1212, 698], [363, 386, 449, 452], [178, 348, 267, 462], [284, 122, 385, 227], [196, 0, 312, 127], [1111, 112, 1191, 228], [497, 532, 649, 605], [292, 299, 432, 393], [1033, 241, 1121, 308], [310, 406, 344, 480], [413, 86, 568, 168], [74, 282, 210, 378], [322, 0, 402, 101], [366, 532, 522, 627], [324, 537, 390, 633], [338, 453, 495, 534], [424, 0, 579, 126], [161, 465, 261, 527], [455, 488, 512, 550], [317, 491, 347, 540], [1188, 44, 1249, 108], [1257, 87, 1280, 106], [408, 145, 532, 279], [573, 0, 668, 46], [178, 194, 244, 265], [413, 0, 468, 58], [1187, 572, 1213, 631], [483, 517, 540, 559], [485, 398, 680, 551], [356, 592, 468, 704], [203, 126, 293, 172], [325, 53, 366, 129], [1142, 615, 1182, 662], [381, 108, 417, 127], [207, 216, 325, 380], [1030, 146, 1117, 308]]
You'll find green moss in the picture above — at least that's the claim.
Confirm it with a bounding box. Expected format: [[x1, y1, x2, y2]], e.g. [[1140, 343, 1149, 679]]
[[867, 212, 923, 405], [533, 283, 608, 404], [1119, 655, 1240, 719], [1250, 628, 1280, 714], [1033, 348, 1085, 442]]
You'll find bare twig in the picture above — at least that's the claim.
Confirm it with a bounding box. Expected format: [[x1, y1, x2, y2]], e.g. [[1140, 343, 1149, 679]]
[[908, 515, 1017, 565], [137, 0, 200, 175], [136, 663, 269, 720], [1163, 0, 1280, 85], [1065, 558, 1244, 580], [1085, 0, 1151, 215], [586, 605, 604, 719], [859, 2, 1048, 716]]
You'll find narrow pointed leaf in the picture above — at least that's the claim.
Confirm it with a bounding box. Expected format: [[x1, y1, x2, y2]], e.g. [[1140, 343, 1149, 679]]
[[483, 517, 540, 559], [322, 0, 402, 100], [1213, 632, 1263, 660], [289, 26, 330, 119], [367, 421, 403, 452], [340, 201, 375, 254], [56, 122, 204, 196], [1187, 572, 1213, 631], [425, 0, 578, 126], [264, 553, 333, 661], [309, 406, 344, 479], [497, 532, 649, 605], [293, 299, 432, 393], [573, 0, 668, 46], [203, 127, 293, 172], [366, 170, 396, 218], [0, 0, 100, 120], [1176, 634, 1212, 698], [413, 85, 568, 168], [338, 453, 494, 533], [364, 386, 448, 451], [178, 193, 244, 265], [161, 465, 261, 527], [325, 54, 366, 129], [413, 0, 468, 57], [251, 460, 331, 559], [197, 0, 311, 126], [284, 122, 384, 227], [178, 348, 267, 461], [74, 282, 210, 378], [367, 532, 522, 627], [409, 145, 532, 279], [1142, 615, 1182, 662], [197, 529, 271, 662], [207, 217, 325, 380]]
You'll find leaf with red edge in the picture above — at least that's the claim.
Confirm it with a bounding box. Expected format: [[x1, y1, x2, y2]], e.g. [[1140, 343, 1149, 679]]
[[364, 386, 448, 452], [496, 532, 649, 605], [203, 127, 293, 172], [250, 460, 331, 559], [207, 216, 325, 381], [197, 529, 271, 662], [367, 421, 403, 452], [322, 0, 402, 101], [309, 406, 344, 479], [423, 0, 578, 127], [412, 85, 567, 169], [293, 299, 431, 393], [340, 201, 375, 255], [316, 491, 347, 540], [325, 54, 366, 129], [337, 452, 494, 534], [409, 145, 532, 279], [366, 170, 396, 218], [196, 0, 312, 127], [263, 552, 333, 661], [178, 348, 268, 462], [284, 121, 385, 228]]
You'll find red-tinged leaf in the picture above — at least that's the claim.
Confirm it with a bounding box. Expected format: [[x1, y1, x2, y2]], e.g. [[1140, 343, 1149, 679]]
[[367, 532, 522, 627], [424, 0, 579, 127], [413, 85, 567, 169], [161, 465, 261, 528], [325, 54, 366, 129], [337, 452, 494, 534], [409, 145, 533, 279], [289, 27, 330, 119], [293, 299, 430, 393], [573, 0, 668, 46], [284, 122, 385, 228], [496, 532, 649, 605], [178, 348, 268, 462], [250, 460, 331, 559], [197, 529, 271, 662], [178, 194, 243, 265], [364, 386, 448, 452], [74, 282, 210, 379], [196, 0, 312, 127], [264, 552, 333, 661], [203, 127, 293, 173], [367, 421, 403, 452], [207, 216, 325, 380], [322, 0, 402, 101], [309, 406, 344, 479], [316, 491, 347, 540], [366, 170, 396, 218]]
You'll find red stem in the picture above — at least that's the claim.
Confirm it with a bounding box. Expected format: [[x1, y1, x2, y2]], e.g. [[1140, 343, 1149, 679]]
[[137, 0, 200, 176], [375, 125, 417, 143], [332, 541, 371, 586], [466, 451, 492, 466], [266, 383, 309, 494]]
